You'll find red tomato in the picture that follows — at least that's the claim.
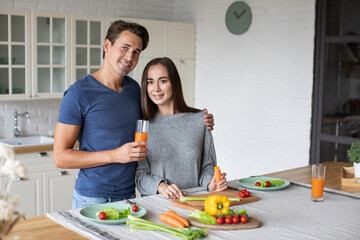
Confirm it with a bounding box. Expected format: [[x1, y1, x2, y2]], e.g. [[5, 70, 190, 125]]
[[212, 215, 217, 219], [265, 181, 271, 187], [241, 189, 247, 193], [255, 182, 261, 187], [245, 190, 251, 197], [226, 214, 233, 218], [216, 217, 224, 224], [132, 205, 139, 212], [240, 215, 248, 224], [232, 216, 239, 224], [225, 217, 232, 224], [99, 211, 106, 220], [239, 191, 246, 198]]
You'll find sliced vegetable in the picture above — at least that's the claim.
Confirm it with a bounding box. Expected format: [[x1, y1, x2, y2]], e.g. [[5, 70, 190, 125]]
[[127, 215, 208, 239], [159, 213, 185, 228], [188, 210, 217, 225], [166, 210, 190, 227]]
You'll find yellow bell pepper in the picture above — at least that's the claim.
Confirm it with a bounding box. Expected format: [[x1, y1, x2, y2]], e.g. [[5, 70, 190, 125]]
[[204, 195, 230, 215]]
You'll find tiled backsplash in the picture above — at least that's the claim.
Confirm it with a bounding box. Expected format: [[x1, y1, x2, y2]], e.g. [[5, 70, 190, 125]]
[[0, 99, 61, 139]]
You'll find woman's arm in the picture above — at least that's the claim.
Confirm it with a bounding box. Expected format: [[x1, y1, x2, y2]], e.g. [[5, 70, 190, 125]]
[[135, 156, 166, 196], [199, 126, 228, 192]]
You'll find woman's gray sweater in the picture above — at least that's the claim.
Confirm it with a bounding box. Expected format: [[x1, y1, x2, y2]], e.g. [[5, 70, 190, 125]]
[[135, 111, 217, 196]]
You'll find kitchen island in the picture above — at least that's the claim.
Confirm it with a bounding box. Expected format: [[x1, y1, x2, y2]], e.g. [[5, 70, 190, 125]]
[[7, 161, 360, 239]]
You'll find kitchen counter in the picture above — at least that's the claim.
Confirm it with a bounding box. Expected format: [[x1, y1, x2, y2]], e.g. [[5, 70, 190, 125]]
[[7, 161, 360, 239], [10, 141, 79, 154]]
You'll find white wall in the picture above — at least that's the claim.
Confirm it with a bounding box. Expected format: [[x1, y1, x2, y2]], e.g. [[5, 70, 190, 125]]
[[175, 0, 316, 179], [0, 0, 316, 180]]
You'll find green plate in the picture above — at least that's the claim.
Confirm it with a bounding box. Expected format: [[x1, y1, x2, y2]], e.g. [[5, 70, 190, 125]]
[[79, 202, 146, 224], [238, 177, 290, 191]]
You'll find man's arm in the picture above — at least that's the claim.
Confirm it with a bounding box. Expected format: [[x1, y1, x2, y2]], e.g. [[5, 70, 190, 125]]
[[53, 122, 147, 169]]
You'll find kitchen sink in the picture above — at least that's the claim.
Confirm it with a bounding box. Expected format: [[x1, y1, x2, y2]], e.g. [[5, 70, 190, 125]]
[[0, 136, 54, 147]]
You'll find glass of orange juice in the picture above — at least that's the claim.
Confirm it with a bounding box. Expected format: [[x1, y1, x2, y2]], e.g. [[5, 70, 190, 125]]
[[311, 164, 326, 202], [135, 120, 149, 148]]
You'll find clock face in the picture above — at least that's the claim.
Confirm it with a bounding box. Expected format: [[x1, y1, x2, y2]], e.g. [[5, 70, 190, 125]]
[[225, 1, 252, 35]]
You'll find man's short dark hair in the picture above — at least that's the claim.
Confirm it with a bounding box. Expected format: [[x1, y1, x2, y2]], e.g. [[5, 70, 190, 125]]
[[103, 20, 149, 58]]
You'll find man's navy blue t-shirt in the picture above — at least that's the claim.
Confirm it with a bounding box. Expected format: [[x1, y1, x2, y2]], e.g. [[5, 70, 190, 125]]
[[58, 74, 141, 198]]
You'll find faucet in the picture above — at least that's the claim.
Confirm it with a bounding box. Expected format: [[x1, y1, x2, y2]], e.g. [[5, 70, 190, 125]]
[[14, 110, 30, 138]]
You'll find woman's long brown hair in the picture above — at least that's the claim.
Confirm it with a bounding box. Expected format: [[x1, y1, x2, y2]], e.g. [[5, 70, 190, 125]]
[[141, 57, 200, 120]]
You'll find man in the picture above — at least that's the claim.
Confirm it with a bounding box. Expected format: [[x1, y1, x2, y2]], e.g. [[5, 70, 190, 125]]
[[53, 20, 214, 209]]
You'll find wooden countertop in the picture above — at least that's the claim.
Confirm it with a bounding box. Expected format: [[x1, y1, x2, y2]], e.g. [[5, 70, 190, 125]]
[[7, 161, 359, 239], [12, 141, 79, 154], [263, 161, 360, 195]]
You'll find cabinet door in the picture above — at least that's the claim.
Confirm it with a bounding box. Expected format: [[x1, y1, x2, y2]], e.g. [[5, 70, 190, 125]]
[[167, 22, 195, 59], [72, 15, 105, 84], [43, 169, 78, 213], [133, 19, 167, 58], [0, 9, 31, 101], [32, 11, 70, 99], [173, 58, 195, 107], [0, 173, 43, 217]]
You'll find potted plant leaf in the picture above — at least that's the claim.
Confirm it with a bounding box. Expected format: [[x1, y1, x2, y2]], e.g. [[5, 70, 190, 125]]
[[347, 141, 360, 179]]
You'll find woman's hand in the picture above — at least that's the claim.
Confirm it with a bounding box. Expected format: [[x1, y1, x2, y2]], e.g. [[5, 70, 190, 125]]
[[202, 108, 214, 131], [208, 172, 227, 192], [157, 182, 185, 199]]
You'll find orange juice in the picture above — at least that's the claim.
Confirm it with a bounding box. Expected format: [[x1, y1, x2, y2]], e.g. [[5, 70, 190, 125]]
[[135, 132, 148, 148], [311, 177, 325, 198]]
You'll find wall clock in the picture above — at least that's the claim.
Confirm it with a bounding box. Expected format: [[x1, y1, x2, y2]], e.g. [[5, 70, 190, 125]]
[[225, 1, 252, 35]]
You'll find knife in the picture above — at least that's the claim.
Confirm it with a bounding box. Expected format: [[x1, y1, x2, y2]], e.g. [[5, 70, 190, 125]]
[[227, 185, 239, 191]]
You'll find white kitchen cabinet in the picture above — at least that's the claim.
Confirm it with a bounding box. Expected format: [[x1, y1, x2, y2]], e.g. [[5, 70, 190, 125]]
[[71, 15, 105, 84], [43, 169, 78, 213], [0, 150, 78, 217], [31, 11, 71, 99], [167, 22, 195, 59], [0, 172, 43, 217], [0, 9, 31, 101]]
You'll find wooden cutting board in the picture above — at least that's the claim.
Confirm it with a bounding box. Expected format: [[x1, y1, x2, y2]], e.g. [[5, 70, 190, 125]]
[[188, 216, 261, 230], [170, 189, 259, 211]]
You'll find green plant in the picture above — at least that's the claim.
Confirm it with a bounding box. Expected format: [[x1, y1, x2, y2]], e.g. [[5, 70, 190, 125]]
[[347, 141, 360, 163]]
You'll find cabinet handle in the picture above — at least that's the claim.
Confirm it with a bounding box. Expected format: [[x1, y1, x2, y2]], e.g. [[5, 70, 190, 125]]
[[59, 171, 68, 176], [38, 152, 47, 157], [179, 60, 185, 64], [17, 177, 26, 181]]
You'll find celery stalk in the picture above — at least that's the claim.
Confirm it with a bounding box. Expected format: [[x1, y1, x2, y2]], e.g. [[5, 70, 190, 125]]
[[126, 215, 208, 239]]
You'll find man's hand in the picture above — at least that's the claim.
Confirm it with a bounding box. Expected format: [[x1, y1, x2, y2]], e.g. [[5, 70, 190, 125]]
[[202, 108, 214, 131], [111, 141, 148, 163], [157, 182, 184, 199]]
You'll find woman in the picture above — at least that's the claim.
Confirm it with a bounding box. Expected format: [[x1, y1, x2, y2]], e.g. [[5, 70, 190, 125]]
[[135, 57, 227, 199]]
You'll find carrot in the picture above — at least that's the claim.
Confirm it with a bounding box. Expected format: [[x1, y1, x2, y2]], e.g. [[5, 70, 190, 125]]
[[166, 210, 190, 227], [214, 166, 222, 183], [159, 213, 185, 228]]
